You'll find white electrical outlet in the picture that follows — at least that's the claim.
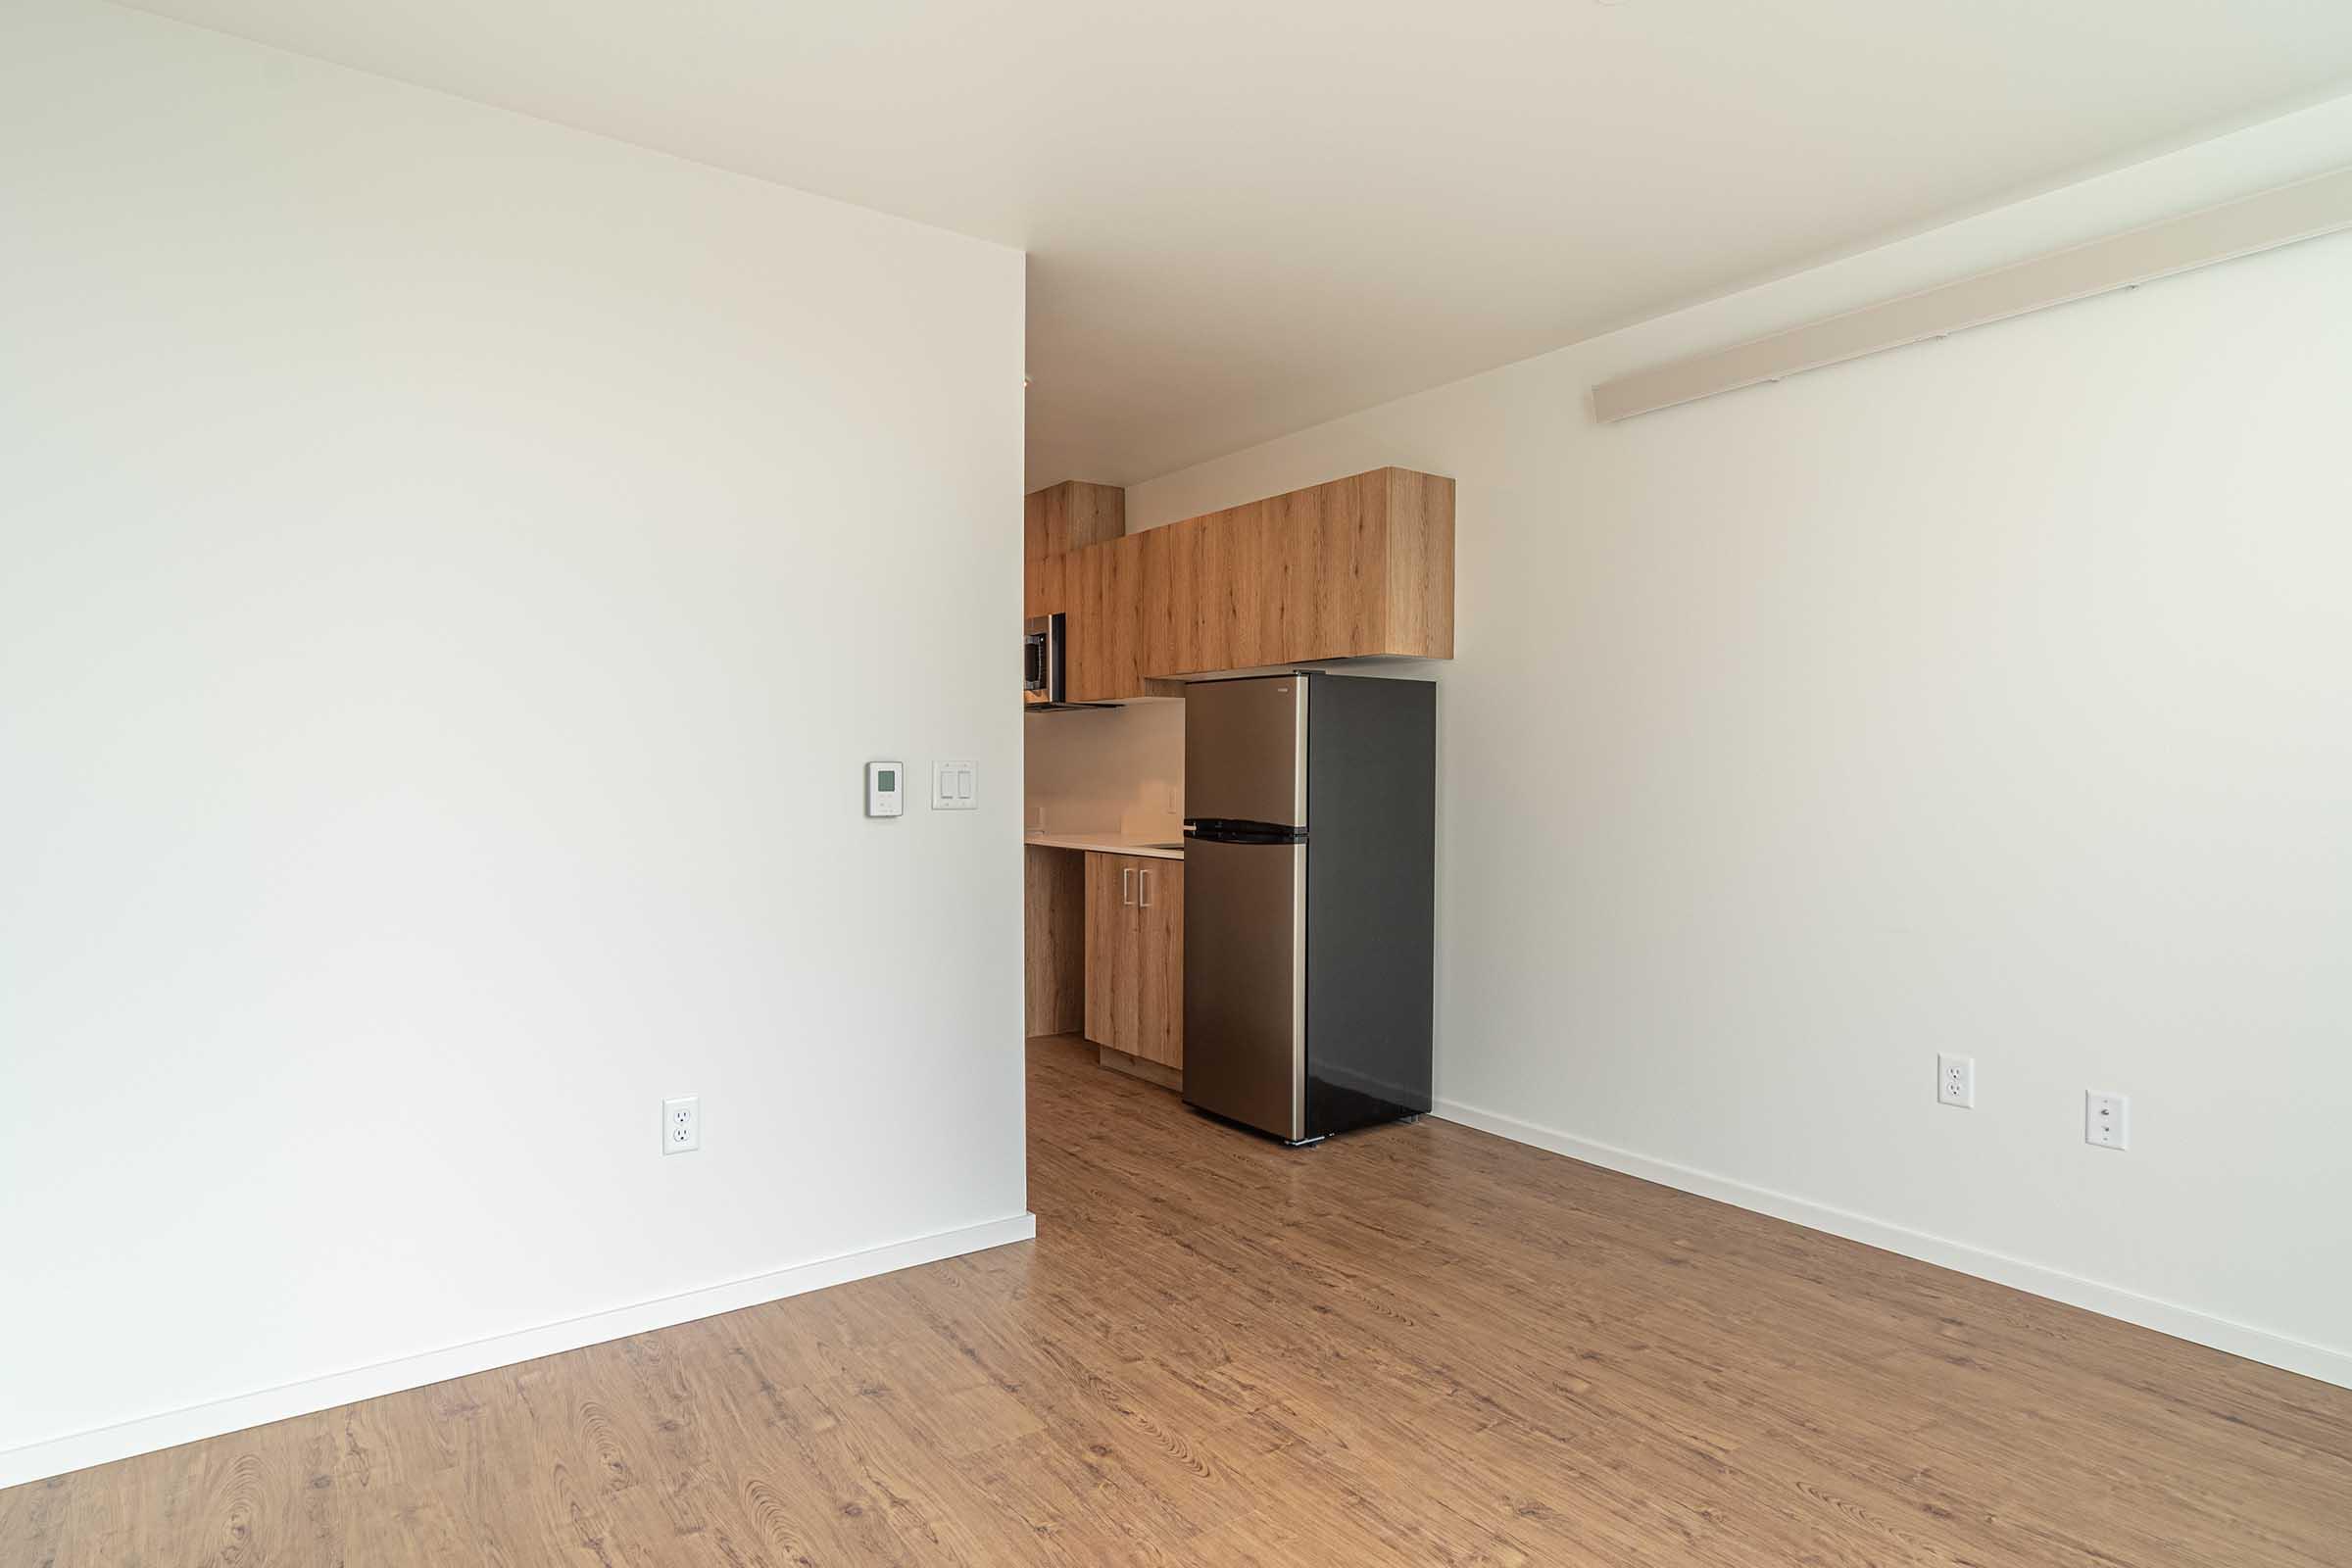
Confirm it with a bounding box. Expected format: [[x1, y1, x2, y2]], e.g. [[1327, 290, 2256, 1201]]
[[662, 1096, 701, 1154], [1936, 1053, 1975, 1108], [2085, 1090, 2129, 1151]]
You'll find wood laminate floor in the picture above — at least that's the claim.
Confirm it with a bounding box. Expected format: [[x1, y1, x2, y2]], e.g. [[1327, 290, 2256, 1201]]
[[7, 1034, 2348, 1565]]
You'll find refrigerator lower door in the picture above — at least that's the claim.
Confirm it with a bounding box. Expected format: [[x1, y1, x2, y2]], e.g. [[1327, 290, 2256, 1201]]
[[1181, 835, 1307, 1142]]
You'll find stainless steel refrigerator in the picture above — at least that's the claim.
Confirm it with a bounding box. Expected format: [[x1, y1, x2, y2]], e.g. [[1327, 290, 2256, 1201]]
[[1182, 672, 1435, 1144]]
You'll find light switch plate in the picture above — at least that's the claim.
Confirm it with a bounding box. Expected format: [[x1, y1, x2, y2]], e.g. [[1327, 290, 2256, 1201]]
[[932, 760, 977, 809]]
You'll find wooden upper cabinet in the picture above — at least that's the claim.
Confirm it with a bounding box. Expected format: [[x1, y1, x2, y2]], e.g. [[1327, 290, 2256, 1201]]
[[1025, 480, 1126, 562], [1147, 503, 1260, 678], [1267, 467, 1454, 664], [1029, 467, 1451, 702], [1024, 479, 1119, 651], [1023, 553, 1065, 621], [1377, 467, 1454, 660], [1135, 522, 1184, 684], [1195, 502, 1266, 673], [1080, 537, 1160, 703], [1162, 467, 1451, 679]]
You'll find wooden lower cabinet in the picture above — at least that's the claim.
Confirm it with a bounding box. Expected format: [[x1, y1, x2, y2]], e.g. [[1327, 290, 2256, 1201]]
[[1130, 858, 1183, 1070], [1024, 847, 1085, 1036], [1083, 853, 1130, 1050], [1083, 853, 1184, 1073]]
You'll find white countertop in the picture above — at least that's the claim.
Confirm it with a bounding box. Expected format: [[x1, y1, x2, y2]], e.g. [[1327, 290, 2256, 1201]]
[[1023, 831, 1185, 860]]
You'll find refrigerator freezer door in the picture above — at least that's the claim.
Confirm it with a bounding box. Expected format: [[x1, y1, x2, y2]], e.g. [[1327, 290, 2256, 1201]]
[[1185, 676, 1309, 831], [1181, 835, 1307, 1141]]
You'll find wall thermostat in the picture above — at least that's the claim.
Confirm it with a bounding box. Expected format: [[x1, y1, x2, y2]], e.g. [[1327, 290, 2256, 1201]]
[[865, 760, 904, 817]]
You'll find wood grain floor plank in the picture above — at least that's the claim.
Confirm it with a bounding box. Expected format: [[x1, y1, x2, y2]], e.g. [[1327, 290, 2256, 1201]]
[[6, 1033, 2347, 1565]]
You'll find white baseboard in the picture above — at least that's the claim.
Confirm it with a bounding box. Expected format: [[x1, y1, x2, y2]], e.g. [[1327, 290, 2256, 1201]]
[[1433, 1099, 2352, 1391], [0, 1211, 1036, 1491]]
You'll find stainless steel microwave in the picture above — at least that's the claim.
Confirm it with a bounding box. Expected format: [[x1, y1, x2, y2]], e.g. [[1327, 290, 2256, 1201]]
[[1023, 613, 1066, 706]]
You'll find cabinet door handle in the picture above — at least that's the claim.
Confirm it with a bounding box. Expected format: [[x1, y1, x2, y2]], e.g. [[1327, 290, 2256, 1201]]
[[1139, 867, 1152, 907], [1122, 866, 1134, 906]]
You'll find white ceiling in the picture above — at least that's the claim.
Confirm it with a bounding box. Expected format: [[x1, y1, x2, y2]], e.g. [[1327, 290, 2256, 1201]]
[[129, 1, 2352, 487]]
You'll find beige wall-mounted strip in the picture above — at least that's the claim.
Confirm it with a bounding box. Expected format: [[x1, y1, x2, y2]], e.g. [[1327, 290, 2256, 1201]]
[[1592, 167, 2352, 423]]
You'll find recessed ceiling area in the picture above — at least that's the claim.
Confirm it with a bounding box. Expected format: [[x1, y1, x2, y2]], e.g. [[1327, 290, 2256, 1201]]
[[124, 0, 2352, 486]]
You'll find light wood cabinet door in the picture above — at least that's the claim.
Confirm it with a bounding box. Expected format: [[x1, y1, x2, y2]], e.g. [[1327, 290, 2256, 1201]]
[[1262, 472, 1380, 662], [1067, 547, 1105, 702], [1023, 554, 1065, 621], [1135, 524, 1183, 685], [1104, 541, 1146, 699], [1130, 859, 1184, 1070], [1152, 510, 1250, 678], [1082, 854, 1182, 1070], [1185, 504, 1265, 675], [1072, 539, 1145, 702], [1083, 852, 1135, 1049]]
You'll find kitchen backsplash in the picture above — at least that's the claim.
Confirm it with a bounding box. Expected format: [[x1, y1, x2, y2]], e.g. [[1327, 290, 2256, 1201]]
[[1024, 700, 1185, 837]]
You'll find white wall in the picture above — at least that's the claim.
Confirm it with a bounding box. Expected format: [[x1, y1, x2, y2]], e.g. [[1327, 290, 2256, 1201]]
[[1129, 101, 2352, 1385], [1024, 703, 1186, 837], [0, 0, 1027, 1483]]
